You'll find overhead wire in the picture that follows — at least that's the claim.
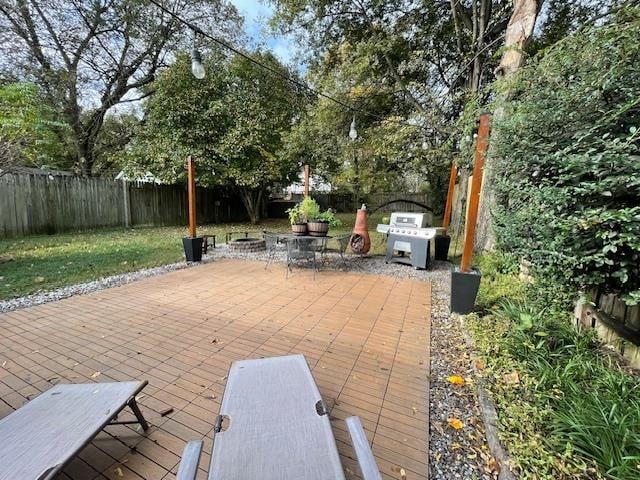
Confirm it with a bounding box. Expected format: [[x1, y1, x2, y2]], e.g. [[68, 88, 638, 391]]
[[148, 0, 436, 132]]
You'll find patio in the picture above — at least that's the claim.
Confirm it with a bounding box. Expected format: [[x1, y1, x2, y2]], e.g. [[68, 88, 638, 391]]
[[0, 259, 431, 480]]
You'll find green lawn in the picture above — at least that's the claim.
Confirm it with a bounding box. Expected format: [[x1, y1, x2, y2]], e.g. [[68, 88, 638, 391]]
[[0, 213, 395, 300]]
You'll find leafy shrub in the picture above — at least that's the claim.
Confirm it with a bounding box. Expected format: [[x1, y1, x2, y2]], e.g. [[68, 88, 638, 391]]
[[299, 197, 321, 222], [468, 297, 640, 479], [490, 9, 640, 305], [475, 252, 525, 311]]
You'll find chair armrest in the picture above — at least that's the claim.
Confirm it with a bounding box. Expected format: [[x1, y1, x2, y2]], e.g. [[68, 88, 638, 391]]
[[345, 416, 382, 480], [176, 440, 204, 480]]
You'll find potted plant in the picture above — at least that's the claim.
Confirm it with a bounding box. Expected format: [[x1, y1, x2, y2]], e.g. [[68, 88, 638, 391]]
[[286, 203, 307, 236], [308, 208, 342, 237]]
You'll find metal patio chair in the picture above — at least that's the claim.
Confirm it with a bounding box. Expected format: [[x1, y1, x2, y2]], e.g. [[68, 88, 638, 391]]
[[285, 237, 318, 279], [176, 355, 381, 480], [262, 232, 285, 270], [320, 233, 351, 270], [0, 381, 149, 480]]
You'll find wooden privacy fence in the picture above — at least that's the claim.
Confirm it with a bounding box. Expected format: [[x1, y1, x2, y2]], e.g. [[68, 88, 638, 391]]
[[0, 173, 248, 237], [312, 192, 433, 214]]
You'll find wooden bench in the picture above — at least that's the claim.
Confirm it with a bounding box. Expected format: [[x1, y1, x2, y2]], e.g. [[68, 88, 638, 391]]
[[0, 381, 149, 480], [177, 355, 380, 480]]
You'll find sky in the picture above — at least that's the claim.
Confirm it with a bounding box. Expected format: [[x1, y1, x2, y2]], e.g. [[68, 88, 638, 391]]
[[229, 0, 300, 65]]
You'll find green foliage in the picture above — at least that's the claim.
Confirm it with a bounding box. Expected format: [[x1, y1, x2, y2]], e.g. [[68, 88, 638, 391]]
[[92, 114, 139, 177], [0, 82, 71, 170], [316, 208, 342, 227], [490, 9, 640, 305], [475, 252, 525, 311], [286, 198, 341, 226], [298, 197, 321, 222], [286, 203, 304, 224], [126, 49, 306, 188], [468, 296, 640, 479]]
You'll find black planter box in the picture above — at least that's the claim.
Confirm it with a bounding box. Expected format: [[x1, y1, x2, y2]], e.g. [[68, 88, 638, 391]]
[[434, 234, 451, 261], [183, 237, 204, 262], [451, 268, 482, 314]]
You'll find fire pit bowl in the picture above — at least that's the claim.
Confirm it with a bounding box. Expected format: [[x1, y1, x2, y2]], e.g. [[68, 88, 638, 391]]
[[228, 238, 266, 253]]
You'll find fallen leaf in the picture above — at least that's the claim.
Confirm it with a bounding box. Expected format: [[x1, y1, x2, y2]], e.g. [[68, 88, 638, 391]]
[[34, 276, 45, 283], [487, 457, 501, 474], [160, 407, 174, 417], [447, 375, 465, 385], [115, 467, 124, 477], [411, 406, 417, 416], [503, 371, 520, 385], [447, 417, 464, 430], [399, 467, 407, 479], [211, 337, 219, 344], [1, 361, 6, 368], [90, 371, 101, 379], [474, 358, 486, 370]]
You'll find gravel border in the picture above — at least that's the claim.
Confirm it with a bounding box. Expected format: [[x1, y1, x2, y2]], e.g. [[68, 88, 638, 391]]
[[429, 275, 498, 479], [0, 257, 215, 313]]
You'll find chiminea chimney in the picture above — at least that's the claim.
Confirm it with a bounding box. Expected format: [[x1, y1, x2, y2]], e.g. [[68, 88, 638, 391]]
[[350, 204, 371, 254]]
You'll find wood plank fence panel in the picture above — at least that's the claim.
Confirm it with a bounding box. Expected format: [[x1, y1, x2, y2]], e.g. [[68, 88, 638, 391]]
[[0, 173, 248, 237]]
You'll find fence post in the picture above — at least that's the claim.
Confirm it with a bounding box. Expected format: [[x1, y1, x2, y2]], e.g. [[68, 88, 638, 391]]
[[122, 179, 131, 228]]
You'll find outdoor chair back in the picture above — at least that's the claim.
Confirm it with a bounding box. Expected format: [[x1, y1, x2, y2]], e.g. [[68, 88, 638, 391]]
[[285, 237, 318, 278]]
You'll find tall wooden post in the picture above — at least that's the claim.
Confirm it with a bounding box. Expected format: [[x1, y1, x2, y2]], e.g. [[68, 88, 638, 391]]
[[187, 156, 197, 238], [442, 161, 457, 234], [121, 178, 131, 228], [460, 114, 490, 273], [303, 164, 310, 197]]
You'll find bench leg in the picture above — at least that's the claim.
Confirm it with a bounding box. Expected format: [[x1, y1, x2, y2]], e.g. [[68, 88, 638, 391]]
[[128, 398, 150, 431]]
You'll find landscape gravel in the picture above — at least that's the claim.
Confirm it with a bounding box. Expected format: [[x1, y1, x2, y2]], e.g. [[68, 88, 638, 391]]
[[0, 257, 214, 313], [0, 244, 497, 479]]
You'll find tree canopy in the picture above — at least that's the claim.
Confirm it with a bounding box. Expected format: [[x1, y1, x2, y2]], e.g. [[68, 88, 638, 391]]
[[0, 0, 241, 175], [126, 50, 309, 222]]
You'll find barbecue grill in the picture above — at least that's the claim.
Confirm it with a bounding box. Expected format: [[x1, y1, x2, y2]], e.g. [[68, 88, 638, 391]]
[[377, 212, 440, 269]]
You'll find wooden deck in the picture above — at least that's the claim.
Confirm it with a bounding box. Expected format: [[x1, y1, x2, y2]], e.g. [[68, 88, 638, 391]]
[[0, 259, 431, 479]]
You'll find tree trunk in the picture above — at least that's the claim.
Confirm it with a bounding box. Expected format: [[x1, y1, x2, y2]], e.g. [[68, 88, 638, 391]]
[[239, 187, 264, 224], [474, 0, 540, 252], [77, 140, 94, 177], [450, 167, 468, 244]]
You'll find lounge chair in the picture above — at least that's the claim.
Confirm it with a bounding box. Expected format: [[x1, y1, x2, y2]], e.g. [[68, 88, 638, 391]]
[[176, 354, 381, 480], [0, 380, 149, 480]]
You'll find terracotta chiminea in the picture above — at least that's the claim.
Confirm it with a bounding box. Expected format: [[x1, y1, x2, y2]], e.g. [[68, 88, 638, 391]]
[[350, 204, 371, 254]]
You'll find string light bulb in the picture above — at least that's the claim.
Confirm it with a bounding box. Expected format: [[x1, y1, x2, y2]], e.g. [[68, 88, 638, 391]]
[[191, 48, 205, 79], [348, 116, 358, 140]]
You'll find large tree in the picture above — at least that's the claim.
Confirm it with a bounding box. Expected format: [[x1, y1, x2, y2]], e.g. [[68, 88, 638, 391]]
[[0, 0, 240, 175], [270, 0, 518, 211], [126, 50, 308, 223]]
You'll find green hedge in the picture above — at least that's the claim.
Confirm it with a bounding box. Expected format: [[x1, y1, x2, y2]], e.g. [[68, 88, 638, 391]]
[[490, 8, 640, 305]]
